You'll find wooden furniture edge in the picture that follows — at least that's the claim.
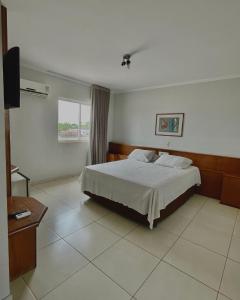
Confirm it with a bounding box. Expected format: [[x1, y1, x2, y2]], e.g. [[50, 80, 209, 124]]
[[8, 196, 48, 235], [108, 142, 240, 160], [8, 196, 48, 280], [222, 173, 240, 179], [220, 175, 240, 208], [1, 5, 12, 204]]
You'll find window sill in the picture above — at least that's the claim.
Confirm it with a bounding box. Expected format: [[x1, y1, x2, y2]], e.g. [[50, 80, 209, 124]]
[[58, 139, 89, 144]]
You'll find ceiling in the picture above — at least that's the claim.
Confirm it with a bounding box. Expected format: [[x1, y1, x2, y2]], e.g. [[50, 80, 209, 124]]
[[3, 0, 240, 91]]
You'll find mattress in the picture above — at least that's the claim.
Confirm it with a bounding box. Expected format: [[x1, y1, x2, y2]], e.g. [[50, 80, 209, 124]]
[[80, 159, 201, 228]]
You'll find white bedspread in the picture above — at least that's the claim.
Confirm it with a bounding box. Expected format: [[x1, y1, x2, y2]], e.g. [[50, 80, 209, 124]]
[[80, 160, 201, 228]]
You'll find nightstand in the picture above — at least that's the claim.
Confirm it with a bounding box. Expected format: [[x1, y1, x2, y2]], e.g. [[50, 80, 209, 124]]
[[220, 174, 240, 208]]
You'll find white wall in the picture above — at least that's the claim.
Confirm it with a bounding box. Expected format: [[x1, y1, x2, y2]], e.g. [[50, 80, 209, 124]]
[[10, 67, 90, 182], [0, 9, 11, 299], [113, 78, 240, 157], [10, 67, 114, 182]]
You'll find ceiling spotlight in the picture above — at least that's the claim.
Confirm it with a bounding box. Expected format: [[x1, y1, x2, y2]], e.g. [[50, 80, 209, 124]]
[[121, 54, 131, 69]]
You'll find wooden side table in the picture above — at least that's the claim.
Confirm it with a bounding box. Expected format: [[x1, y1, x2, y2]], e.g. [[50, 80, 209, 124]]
[[8, 196, 47, 280], [220, 174, 240, 208]]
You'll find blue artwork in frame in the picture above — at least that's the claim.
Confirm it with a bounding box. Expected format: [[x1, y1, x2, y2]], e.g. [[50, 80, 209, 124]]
[[155, 113, 184, 137]]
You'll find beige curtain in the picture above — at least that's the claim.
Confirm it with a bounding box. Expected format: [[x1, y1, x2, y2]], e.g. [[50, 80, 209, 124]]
[[90, 85, 110, 164]]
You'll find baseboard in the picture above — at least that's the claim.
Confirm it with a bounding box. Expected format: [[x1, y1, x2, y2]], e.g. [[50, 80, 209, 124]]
[[3, 294, 12, 300], [30, 172, 82, 186]]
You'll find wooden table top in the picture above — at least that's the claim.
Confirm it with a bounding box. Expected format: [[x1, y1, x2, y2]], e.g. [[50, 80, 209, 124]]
[[8, 196, 47, 236]]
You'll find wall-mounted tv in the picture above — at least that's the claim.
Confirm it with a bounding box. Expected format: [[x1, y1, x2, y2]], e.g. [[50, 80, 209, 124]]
[[3, 46, 20, 109]]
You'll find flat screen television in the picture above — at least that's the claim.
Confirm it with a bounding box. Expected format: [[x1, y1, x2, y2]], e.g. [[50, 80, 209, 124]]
[[3, 46, 20, 109]]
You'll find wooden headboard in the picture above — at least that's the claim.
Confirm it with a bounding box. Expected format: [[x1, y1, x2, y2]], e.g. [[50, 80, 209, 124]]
[[108, 142, 240, 200]]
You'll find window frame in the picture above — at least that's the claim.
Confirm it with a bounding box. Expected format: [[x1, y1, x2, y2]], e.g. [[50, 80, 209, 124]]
[[58, 97, 91, 143]]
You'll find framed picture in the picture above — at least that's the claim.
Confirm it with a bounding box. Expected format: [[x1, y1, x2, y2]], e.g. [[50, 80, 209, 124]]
[[155, 113, 184, 137]]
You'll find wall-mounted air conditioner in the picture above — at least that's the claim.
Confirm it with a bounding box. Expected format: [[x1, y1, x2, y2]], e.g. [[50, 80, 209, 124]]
[[20, 79, 50, 97]]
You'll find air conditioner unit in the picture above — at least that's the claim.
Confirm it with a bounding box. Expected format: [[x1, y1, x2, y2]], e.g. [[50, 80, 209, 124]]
[[20, 79, 50, 97]]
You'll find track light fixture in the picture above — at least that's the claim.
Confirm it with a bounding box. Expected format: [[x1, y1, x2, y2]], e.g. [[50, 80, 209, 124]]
[[121, 54, 131, 69]]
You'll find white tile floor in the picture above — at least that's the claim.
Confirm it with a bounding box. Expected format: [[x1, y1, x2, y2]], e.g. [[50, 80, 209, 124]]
[[11, 176, 240, 300]]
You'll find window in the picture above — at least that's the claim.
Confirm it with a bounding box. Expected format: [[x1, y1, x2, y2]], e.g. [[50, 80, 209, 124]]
[[58, 99, 91, 142]]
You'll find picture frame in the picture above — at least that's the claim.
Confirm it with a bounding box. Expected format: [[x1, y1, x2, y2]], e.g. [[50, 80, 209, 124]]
[[155, 113, 184, 137]]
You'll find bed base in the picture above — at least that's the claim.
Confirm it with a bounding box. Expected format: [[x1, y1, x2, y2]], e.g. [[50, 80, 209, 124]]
[[84, 186, 196, 228]]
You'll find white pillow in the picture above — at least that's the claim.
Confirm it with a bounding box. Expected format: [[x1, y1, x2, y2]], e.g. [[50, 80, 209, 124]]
[[154, 154, 192, 169], [128, 149, 156, 163]]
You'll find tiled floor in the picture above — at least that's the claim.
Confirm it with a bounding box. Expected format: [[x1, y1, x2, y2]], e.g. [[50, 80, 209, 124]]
[[10, 176, 240, 300]]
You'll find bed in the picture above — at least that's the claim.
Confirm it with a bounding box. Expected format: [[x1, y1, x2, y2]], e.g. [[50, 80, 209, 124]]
[[80, 158, 201, 228]]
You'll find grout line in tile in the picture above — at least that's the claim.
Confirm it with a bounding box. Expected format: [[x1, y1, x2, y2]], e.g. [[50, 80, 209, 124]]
[[37, 225, 63, 251], [123, 238, 164, 260], [216, 211, 239, 299], [37, 188, 157, 298], [37, 262, 91, 300], [42, 209, 81, 224], [161, 198, 228, 299], [131, 197, 208, 298], [62, 224, 137, 298], [27, 186, 235, 300], [54, 219, 96, 239], [131, 235, 181, 298], [16, 277, 38, 300], [96, 218, 139, 238], [95, 221, 128, 238], [99, 220, 137, 238], [24, 225, 93, 299], [90, 260, 134, 298], [62, 223, 122, 262], [41, 192, 86, 210], [43, 209, 96, 227], [179, 197, 209, 234], [226, 256, 240, 265], [21, 276, 39, 300], [23, 243, 92, 299], [132, 257, 164, 298], [123, 227, 178, 260], [36, 236, 64, 252], [89, 231, 126, 261], [217, 292, 233, 300], [37, 237, 62, 252], [180, 236, 230, 258], [163, 260, 220, 294], [59, 221, 153, 298], [159, 197, 208, 238]]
